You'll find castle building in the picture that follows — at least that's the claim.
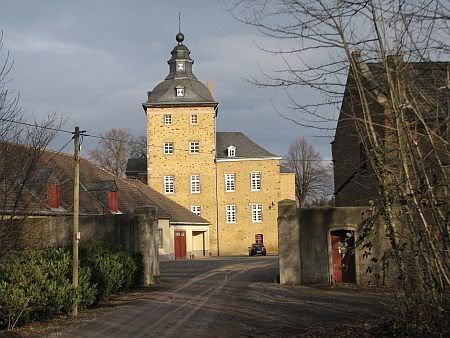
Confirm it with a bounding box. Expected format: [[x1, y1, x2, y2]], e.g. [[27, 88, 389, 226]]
[[141, 31, 295, 257]]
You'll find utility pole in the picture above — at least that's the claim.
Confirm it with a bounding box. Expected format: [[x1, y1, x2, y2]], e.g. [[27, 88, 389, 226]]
[[72, 126, 81, 317]]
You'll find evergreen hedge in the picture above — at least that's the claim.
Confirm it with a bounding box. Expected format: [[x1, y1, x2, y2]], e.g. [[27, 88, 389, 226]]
[[0, 245, 141, 330]]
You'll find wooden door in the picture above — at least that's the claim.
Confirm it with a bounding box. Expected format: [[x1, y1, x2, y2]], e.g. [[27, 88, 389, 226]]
[[331, 232, 343, 283], [331, 230, 356, 284], [174, 230, 186, 260]]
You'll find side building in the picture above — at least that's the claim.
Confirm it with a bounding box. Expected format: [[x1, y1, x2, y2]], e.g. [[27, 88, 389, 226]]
[[139, 31, 295, 256]]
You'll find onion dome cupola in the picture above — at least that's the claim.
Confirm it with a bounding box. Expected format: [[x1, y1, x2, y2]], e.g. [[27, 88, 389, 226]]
[[143, 32, 217, 109]]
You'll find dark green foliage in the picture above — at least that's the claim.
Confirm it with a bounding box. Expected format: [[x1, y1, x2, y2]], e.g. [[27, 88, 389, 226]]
[[0, 245, 140, 330], [80, 245, 139, 300], [0, 247, 95, 330]]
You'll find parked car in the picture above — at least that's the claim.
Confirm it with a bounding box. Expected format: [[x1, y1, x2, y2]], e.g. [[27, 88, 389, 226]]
[[248, 243, 267, 256]]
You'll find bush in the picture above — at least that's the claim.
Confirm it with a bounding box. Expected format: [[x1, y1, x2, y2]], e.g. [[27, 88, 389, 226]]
[[0, 247, 95, 330], [80, 245, 138, 300], [0, 245, 140, 330]]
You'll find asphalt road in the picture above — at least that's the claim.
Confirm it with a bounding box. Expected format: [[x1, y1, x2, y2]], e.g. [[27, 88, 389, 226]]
[[60, 256, 393, 337]]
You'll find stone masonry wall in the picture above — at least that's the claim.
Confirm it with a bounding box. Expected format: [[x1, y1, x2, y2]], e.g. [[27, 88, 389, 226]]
[[146, 106, 219, 252], [15, 209, 160, 285], [278, 202, 397, 287], [216, 159, 295, 255]]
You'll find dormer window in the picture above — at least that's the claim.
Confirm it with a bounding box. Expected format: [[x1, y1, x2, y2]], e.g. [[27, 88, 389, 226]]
[[227, 146, 236, 157], [47, 182, 60, 209], [176, 85, 185, 97], [177, 63, 184, 71]]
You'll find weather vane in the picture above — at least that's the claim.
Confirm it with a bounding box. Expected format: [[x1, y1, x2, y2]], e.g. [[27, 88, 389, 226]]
[[178, 12, 181, 33]]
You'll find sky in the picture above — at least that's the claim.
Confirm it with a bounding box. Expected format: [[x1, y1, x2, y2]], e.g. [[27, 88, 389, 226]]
[[0, 0, 336, 159]]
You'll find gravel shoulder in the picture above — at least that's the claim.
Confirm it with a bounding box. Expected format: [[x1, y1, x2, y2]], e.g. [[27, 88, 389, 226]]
[[3, 257, 395, 337]]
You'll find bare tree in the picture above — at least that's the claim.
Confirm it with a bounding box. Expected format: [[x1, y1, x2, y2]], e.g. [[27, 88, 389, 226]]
[[0, 32, 62, 259], [227, 0, 449, 334], [128, 135, 147, 159], [283, 136, 332, 207], [88, 128, 146, 177]]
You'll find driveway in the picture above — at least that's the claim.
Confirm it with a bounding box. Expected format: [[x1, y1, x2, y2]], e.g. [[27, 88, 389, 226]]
[[48, 257, 392, 337]]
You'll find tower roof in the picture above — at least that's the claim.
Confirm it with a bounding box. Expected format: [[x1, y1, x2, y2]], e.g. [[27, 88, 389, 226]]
[[143, 32, 217, 108]]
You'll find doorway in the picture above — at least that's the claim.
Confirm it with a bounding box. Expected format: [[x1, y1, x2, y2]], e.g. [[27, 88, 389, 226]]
[[255, 233, 264, 244], [330, 230, 356, 284], [174, 230, 186, 260]]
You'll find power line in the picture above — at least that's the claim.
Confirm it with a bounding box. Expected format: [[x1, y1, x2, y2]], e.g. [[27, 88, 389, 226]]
[[55, 137, 74, 153], [0, 117, 73, 135], [1, 117, 335, 159]]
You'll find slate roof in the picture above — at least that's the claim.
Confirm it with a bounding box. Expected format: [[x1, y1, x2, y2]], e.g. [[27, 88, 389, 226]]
[[0, 144, 208, 224], [125, 158, 147, 173], [216, 132, 279, 159], [365, 61, 449, 120], [126, 180, 209, 224], [143, 33, 217, 108]]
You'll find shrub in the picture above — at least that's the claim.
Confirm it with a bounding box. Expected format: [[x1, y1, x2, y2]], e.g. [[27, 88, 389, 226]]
[[80, 245, 138, 300], [0, 245, 139, 330], [0, 247, 95, 330]]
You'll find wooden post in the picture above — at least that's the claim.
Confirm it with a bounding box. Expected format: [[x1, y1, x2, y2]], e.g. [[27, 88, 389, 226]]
[[72, 126, 80, 317]]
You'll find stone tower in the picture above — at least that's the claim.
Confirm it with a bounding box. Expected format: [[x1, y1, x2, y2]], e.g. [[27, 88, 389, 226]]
[[142, 32, 220, 253]]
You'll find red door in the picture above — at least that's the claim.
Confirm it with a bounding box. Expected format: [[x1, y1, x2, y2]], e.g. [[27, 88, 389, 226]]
[[174, 230, 186, 260], [331, 230, 356, 284], [331, 232, 343, 283]]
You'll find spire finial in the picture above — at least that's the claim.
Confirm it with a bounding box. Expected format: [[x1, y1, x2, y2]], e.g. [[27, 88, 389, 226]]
[[175, 13, 184, 44]]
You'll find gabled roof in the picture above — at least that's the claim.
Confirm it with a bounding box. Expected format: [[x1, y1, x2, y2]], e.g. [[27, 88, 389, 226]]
[[216, 132, 279, 159], [1, 144, 208, 224]]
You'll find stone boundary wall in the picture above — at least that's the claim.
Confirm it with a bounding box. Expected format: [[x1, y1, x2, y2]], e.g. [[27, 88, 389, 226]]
[[278, 200, 396, 287], [9, 207, 160, 286]]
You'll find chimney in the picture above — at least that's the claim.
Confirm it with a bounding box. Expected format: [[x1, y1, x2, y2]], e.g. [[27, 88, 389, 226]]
[[207, 81, 214, 97], [351, 50, 372, 80], [47, 182, 61, 209]]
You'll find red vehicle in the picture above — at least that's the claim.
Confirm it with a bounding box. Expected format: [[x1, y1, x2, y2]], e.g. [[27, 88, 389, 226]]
[[248, 243, 267, 256]]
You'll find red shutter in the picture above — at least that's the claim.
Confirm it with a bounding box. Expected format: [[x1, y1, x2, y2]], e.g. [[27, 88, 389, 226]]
[[108, 191, 118, 212], [48, 183, 60, 208]]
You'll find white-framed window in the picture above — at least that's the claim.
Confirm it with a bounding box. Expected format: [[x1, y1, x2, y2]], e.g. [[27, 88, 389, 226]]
[[190, 175, 200, 193], [190, 114, 198, 125], [163, 142, 174, 154], [225, 173, 235, 192], [226, 204, 236, 223], [176, 85, 185, 97], [189, 141, 200, 154], [251, 203, 263, 223], [251, 172, 261, 191], [164, 114, 172, 125], [158, 229, 163, 248], [163, 175, 174, 194], [191, 205, 201, 216], [227, 145, 236, 157]]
